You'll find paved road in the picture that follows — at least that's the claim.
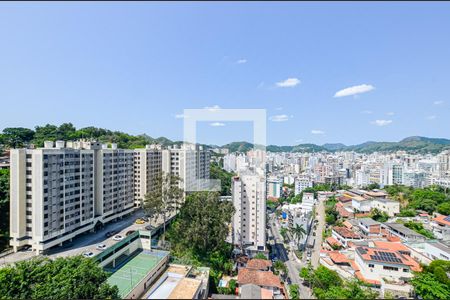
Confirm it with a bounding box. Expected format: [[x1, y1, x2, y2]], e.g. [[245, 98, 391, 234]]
[[0, 209, 175, 266], [269, 213, 312, 299]]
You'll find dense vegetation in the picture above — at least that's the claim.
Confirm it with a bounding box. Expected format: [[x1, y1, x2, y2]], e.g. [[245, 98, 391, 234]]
[[300, 265, 378, 299], [0, 169, 9, 251], [210, 161, 235, 196], [0, 123, 177, 149], [166, 192, 235, 292], [401, 221, 435, 239], [384, 184, 450, 215], [411, 260, 450, 299], [0, 256, 119, 299]]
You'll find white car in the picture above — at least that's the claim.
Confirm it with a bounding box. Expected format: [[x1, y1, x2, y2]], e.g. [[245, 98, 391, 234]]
[[96, 244, 107, 251], [83, 251, 95, 258], [113, 235, 124, 241]]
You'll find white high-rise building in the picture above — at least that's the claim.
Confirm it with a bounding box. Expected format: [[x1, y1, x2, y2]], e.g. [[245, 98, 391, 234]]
[[294, 176, 313, 195], [231, 174, 266, 256], [267, 176, 282, 199], [162, 144, 210, 192], [9, 141, 135, 254], [133, 145, 162, 206]]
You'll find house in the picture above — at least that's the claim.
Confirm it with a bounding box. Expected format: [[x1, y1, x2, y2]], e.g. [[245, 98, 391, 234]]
[[358, 218, 383, 237], [332, 226, 363, 247], [406, 240, 450, 261], [355, 246, 421, 284], [382, 223, 426, 242], [371, 198, 400, 217], [237, 268, 282, 296], [239, 283, 274, 299], [246, 259, 272, 271], [431, 215, 450, 241]]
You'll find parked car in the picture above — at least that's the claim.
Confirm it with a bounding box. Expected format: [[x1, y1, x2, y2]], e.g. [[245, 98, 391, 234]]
[[21, 245, 33, 252], [126, 230, 135, 236], [105, 231, 117, 238], [135, 218, 145, 224], [145, 225, 154, 231], [113, 235, 124, 241], [83, 251, 95, 258], [96, 244, 107, 251], [141, 216, 149, 222]]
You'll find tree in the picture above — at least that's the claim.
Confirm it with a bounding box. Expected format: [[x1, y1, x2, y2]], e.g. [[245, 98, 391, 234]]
[[1, 127, 35, 148], [210, 162, 234, 196], [273, 260, 287, 276], [167, 191, 235, 256], [289, 224, 306, 250], [0, 256, 119, 299], [289, 284, 299, 300], [254, 253, 268, 260], [437, 202, 450, 215], [279, 227, 288, 242], [411, 272, 450, 300], [370, 208, 389, 222], [143, 172, 183, 242]]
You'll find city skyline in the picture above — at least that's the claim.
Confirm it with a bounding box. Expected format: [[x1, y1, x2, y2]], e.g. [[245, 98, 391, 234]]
[[1, 2, 449, 145]]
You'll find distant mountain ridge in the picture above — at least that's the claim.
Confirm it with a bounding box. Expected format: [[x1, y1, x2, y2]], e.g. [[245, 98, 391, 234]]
[[219, 136, 450, 154]]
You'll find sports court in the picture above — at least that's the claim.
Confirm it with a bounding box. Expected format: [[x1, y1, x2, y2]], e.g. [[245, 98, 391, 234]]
[[106, 250, 164, 298]]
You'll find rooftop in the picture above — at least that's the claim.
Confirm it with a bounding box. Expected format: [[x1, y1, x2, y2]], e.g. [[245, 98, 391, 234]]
[[106, 250, 166, 298], [332, 226, 362, 239], [238, 268, 281, 289], [433, 215, 450, 226], [168, 277, 201, 299], [359, 218, 381, 227], [246, 259, 272, 270], [383, 223, 425, 238], [356, 246, 421, 271]]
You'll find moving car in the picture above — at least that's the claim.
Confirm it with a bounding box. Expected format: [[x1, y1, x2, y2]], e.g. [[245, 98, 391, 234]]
[[135, 218, 145, 224], [83, 251, 95, 258], [113, 235, 124, 241], [96, 244, 107, 251]]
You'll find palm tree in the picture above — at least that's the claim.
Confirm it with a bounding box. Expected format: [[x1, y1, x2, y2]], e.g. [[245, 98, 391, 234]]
[[289, 224, 306, 250], [143, 172, 184, 242]]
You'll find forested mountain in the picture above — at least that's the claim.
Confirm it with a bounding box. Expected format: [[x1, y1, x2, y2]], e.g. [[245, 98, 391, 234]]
[[1, 123, 449, 154]]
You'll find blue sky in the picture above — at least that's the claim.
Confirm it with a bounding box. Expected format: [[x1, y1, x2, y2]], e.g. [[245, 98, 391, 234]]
[[0, 2, 449, 146]]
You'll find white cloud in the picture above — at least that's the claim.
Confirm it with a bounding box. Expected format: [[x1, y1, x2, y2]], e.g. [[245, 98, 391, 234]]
[[434, 100, 444, 105], [386, 112, 395, 116], [426, 115, 437, 120], [361, 110, 373, 114], [295, 139, 304, 143], [276, 78, 301, 88], [204, 105, 221, 112], [269, 114, 290, 122], [175, 114, 188, 119], [334, 84, 375, 98], [371, 119, 392, 126], [311, 130, 325, 135], [237, 59, 247, 64], [210, 122, 225, 127]]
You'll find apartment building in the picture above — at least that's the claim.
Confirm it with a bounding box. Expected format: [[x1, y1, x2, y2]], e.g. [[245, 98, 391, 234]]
[[294, 176, 313, 195], [162, 144, 210, 192], [231, 174, 266, 256], [267, 176, 282, 199], [133, 145, 162, 206], [9, 141, 135, 253]]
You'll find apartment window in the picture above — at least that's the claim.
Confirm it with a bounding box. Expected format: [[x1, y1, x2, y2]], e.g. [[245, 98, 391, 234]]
[[383, 266, 398, 271], [403, 269, 409, 272], [368, 264, 374, 268]]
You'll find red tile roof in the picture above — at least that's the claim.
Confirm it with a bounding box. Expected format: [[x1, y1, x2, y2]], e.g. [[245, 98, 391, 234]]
[[326, 237, 342, 247], [238, 268, 282, 289], [333, 226, 362, 239], [247, 259, 272, 270], [433, 215, 450, 226], [329, 251, 349, 264]]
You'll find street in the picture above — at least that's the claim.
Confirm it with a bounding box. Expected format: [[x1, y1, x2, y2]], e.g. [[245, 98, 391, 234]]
[[0, 209, 174, 266], [303, 197, 325, 268], [269, 213, 312, 299]]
